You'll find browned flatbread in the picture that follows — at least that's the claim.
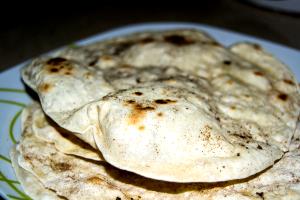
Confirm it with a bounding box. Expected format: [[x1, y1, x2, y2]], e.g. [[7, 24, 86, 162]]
[[12, 103, 300, 200], [21, 29, 300, 182]]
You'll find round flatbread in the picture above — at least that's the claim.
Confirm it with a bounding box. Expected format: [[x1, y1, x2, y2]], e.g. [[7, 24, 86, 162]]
[[12, 104, 300, 200], [21, 29, 300, 182], [10, 147, 62, 200], [23, 103, 102, 161]]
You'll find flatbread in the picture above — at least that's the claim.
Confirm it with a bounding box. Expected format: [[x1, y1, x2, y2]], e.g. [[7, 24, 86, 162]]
[[289, 119, 300, 151], [25, 103, 102, 161], [13, 104, 300, 200], [21, 29, 300, 182], [10, 147, 61, 200]]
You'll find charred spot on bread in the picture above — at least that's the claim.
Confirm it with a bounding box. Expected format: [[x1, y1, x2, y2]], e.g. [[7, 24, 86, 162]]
[[134, 92, 143, 96], [283, 79, 295, 85], [278, 93, 288, 101], [140, 37, 155, 44], [223, 60, 232, 65], [254, 71, 264, 76], [46, 57, 67, 65], [164, 35, 195, 46], [154, 99, 177, 104]]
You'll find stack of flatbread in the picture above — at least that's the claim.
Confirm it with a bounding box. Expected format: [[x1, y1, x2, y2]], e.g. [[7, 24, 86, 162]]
[[11, 29, 300, 199]]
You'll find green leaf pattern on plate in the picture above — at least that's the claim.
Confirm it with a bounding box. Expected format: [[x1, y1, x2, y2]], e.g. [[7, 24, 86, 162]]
[[0, 88, 32, 200]]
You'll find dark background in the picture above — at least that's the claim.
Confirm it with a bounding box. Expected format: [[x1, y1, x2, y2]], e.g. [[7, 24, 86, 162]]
[[0, 0, 300, 72]]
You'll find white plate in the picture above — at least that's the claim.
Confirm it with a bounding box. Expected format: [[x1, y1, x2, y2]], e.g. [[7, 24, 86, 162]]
[[1, 22, 300, 200]]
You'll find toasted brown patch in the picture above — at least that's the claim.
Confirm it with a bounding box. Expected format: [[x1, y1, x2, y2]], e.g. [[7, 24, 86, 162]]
[[138, 125, 145, 131], [254, 71, 264, 76], [50, 68, 59, 73], [256, 192, 264, 198], [136, 78, 141, 83], [164, 35, 195, 46], [64, 66, 74, 74], [127, 103, 155, 125], [38, 83, 53, 93], [134, 92, 143, 96], [101, 55, 112, 61], [88, 59, 98, 66], [87, 177, 104, 185], [201, 126, 212, 141], [126, 100, 135, 104], [253, 44, 262, 50], [51, 162, 71, 172], [232, 132, 252, 140], [157, 112, 163, 117], [24, 155, 32, 161], [278, 93, 288, 101], [140, 37, 154, 44], [84, 72, 93, 79], [47, 59, 73, 75], [46, 57, 67, 65], [227, 80, 233, 85], [283, 79, 295, 85], [223, 60, 231, 65], [154, 99, 177, 104]]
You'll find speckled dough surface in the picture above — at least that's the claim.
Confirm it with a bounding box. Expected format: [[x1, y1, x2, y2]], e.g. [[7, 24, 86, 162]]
[[12, 104, 300, 200], [21, 29, 300, 182], [10, 148, 62, 200]]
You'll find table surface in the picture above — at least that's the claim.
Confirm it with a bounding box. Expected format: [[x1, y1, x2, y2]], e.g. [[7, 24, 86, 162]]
[[1, 0, 300, 72]]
